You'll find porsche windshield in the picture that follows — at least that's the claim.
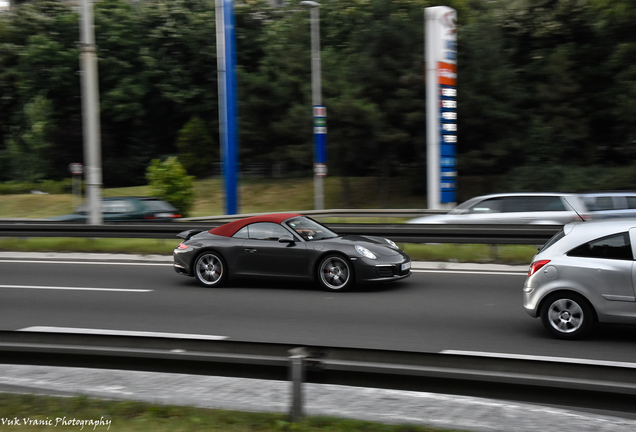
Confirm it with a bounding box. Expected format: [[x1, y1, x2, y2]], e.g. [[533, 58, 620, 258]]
[[286, 217, 339, 241]]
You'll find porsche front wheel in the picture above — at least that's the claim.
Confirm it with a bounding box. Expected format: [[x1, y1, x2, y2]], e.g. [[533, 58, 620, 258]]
[[194, 252, 226, 287], [317, 255, 353, 291]]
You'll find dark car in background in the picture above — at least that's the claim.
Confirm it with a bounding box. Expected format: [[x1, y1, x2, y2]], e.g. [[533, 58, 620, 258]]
[[51, 197, 181, 222]]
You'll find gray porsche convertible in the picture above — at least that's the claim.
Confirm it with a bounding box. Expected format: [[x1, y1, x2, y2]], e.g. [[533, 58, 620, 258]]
[[173, 213, 411, 291]]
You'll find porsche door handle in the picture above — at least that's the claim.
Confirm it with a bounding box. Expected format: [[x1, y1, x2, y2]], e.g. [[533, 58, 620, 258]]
[[245, 248, 257, 253]]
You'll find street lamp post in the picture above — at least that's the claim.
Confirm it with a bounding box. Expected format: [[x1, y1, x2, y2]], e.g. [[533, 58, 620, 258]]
[[79, 0, 103, 225], [300, 1, 326, 210]]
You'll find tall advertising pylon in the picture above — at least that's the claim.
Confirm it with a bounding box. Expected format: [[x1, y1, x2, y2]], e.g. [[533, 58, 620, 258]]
[[425, 6, 457, 209]]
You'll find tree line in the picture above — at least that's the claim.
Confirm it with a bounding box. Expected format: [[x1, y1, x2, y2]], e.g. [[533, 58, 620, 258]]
[[0, 0, 635, 196]]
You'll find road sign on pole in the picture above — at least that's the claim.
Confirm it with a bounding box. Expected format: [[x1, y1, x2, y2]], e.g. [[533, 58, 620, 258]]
[[68, 163, 84, 175], [68, 163, 83, 208], [302, 1, 326, 211]]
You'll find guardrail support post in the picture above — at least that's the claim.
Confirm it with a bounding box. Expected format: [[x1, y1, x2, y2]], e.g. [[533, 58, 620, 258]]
[[289, 354, 305, 421]]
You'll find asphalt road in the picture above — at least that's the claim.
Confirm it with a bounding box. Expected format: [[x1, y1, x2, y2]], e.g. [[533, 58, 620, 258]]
[[2, 256, 636, 363]]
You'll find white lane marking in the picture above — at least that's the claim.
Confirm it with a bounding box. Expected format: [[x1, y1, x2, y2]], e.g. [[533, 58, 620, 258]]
[[441, 350, 636, 369], [0, 260, 171, 266], [19, 326, 228, 340], [0, 285, 151, 293], [413, 269, 526, 276], [1, 260, 526, 274]]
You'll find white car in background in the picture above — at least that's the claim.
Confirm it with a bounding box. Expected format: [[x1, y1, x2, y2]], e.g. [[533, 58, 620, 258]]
[[407, 193, 588, 225], [580, 192, 636, 220]]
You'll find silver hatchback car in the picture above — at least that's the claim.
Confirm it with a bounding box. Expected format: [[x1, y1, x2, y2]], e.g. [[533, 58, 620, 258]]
[[523, 219, 636, 339]]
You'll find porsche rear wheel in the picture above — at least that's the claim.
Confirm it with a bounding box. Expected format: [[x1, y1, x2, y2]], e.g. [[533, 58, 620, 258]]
[[194, 252, 226, 287], [317, 255, 353, 291]]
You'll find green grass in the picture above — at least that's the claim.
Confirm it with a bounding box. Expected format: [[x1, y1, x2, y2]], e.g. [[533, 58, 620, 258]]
[[403, 243, 536, 265], [0, 177, 427, 219], [0, 194, 77, 219], [0, 237, 178, 255], [0, 394, 464, 432]]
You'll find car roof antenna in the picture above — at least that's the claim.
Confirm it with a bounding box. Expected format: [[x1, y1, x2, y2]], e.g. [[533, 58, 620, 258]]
[[563, 197, 586, 222]]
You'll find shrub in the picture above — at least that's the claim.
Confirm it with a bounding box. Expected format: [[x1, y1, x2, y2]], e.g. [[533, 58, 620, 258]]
[[145, 157, 195, 217]]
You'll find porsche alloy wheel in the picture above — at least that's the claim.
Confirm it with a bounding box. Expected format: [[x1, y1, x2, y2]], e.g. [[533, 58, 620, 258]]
[[318, 255, 353, 291], [194, 252, 226, 287]]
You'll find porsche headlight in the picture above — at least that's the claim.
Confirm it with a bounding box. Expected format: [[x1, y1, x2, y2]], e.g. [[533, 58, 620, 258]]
[[355, 245, 377, 260], [384, 238, 399, 249]]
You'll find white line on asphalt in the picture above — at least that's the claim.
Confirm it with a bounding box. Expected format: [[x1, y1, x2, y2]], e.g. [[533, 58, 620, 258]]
[[18, 326, 228, 340], [0, 285, 151, 292], [412, 269, 526, 276], [0, 260, 171, 266], [1, 260, 527, 274], [441, 349, 636, 369]]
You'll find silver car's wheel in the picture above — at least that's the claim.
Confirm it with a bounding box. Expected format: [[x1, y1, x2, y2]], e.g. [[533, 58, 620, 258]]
[[540, 293, 594, 339], [194, 252, 226, 287], [318, 255, 353, 291]]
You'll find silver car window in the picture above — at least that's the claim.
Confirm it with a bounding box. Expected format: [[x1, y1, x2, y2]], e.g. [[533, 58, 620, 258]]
[[539, 229, 565, 253], [567, 232, 633, 261], [589, 196, 615, 211], [467, 198, 502, 214], [501, 196, 566, 212]]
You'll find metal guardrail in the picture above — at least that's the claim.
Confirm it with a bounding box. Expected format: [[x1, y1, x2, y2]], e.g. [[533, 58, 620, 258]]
[[0, 215, 561, 245], [0, 209, 443, 225], [183, 208, 448, 221], [1, 331, 636, 415]]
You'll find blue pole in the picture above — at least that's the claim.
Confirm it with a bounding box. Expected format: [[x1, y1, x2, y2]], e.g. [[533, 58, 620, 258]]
[[216, 0, 239, 215]]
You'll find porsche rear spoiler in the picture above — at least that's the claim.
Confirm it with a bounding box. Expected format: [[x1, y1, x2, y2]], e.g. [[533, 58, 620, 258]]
[[177, 229, 203, 241]]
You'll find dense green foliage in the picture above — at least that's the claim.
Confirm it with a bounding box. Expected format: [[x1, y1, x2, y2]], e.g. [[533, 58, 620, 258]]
[[145, 156, 195, 216], [1, 0, 635, 196], [176, 116, 218, 178]]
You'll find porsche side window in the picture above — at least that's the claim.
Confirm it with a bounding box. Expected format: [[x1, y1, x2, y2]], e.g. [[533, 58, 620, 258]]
[[286, 216, 339, 241], [233, 226, 249, 239], [567, 232, 633, 261], [246, 223, 290, 241]]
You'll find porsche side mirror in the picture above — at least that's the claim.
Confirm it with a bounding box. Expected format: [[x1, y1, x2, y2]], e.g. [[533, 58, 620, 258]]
[[278, 235, 295, 244]]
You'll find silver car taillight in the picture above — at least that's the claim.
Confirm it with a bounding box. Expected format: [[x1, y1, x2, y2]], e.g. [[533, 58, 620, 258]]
[[528, 259, 550, 277]]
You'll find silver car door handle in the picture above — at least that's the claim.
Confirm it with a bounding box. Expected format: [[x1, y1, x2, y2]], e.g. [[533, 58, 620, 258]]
[[245, 248, 257, 253]]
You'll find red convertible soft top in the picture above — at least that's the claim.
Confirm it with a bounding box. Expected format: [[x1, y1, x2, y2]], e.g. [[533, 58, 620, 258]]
[[209, 213, 303, 237]]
